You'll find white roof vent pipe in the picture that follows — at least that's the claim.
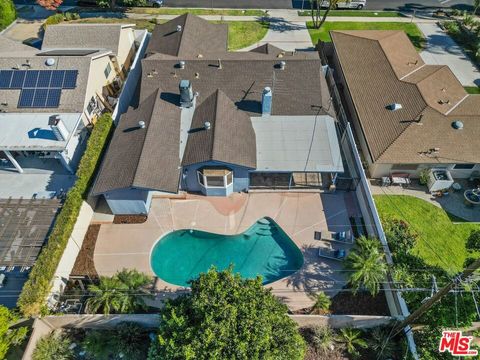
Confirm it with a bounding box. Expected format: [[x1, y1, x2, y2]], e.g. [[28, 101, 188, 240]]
[[279, 61, 286, 70], [387, 103, 403, 111], [179, 61, 186, 69], [138, 121, 146, 129], [204, 121, 211, 130], [177, 25, 182, 32], [45, 58, 55, 66]]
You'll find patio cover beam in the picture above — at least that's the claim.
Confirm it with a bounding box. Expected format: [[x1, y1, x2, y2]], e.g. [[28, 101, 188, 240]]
[[4, 151, 23, 173]]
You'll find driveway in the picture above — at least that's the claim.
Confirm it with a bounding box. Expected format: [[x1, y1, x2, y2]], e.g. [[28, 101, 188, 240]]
[[417, 23, 480, 87], [93, 192, 360, 310]]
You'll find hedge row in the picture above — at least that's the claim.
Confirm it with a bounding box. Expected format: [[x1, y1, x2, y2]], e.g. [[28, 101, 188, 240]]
[[0, 0, 16, 31], [17, 113, 113, 317]]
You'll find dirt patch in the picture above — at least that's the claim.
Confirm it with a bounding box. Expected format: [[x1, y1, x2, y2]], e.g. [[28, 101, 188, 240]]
[[70, 224, 100, 278], [331, 291, 390, 316], [113, 215, 147, 224]]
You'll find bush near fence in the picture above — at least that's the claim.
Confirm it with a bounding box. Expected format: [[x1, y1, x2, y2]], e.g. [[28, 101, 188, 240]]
[[18, 113, 113, 317], [0, 0, 16, 31]]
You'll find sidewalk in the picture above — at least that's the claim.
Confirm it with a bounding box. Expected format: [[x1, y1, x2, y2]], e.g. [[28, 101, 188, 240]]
[[417, 22, 480, 87]]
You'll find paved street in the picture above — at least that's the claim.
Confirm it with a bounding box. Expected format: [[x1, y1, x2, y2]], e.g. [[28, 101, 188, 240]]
[[418, 22, 480, 87]]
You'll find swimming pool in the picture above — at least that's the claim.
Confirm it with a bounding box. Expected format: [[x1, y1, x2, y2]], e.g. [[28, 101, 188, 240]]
[[150, 217, 304, 287]]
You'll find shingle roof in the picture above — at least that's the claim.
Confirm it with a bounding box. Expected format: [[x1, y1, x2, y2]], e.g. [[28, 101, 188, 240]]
[[0, 36, 38, 57], [93, 15, 334, 194], [146, 13, 228, 57], [182, 89, 256, 168], [330, 30, 480, 164], [92, 89, 181, 195], [42, 23, 133, 56]]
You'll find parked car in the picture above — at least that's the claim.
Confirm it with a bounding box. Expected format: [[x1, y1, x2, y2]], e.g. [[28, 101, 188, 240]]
[[146, 0, 163, 7], [321, 0, 366, 9]]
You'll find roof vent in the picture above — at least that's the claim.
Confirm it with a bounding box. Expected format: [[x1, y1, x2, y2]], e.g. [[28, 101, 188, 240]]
[[177, 25, 182, 32], [138, 121, 146, 129], [452, 120, 464, 130], [387, 103, 402, 111], [45, 58, 55, 66], [179, 61, 185, 69], [204, 121, 211, 130], [279, 61, 286, 70]]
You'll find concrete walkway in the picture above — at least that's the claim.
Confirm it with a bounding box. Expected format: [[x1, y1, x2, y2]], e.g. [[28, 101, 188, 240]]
[[417, 22, 480, 87]]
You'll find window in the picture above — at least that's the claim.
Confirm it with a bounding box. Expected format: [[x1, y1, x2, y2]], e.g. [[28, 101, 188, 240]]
[[87, 96, 96, 115], [104, 63, 112, 78], [453, 164, 475, 170], [197, 168, 233, 188]]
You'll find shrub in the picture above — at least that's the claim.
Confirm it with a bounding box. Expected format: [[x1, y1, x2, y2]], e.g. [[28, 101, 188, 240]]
[[466, 230, 480, 251], [148, 267, 306, 360], [33, 332, 73, 360], [18, 113, 113, 316], [0, 0, 16, 31], [418, 168, 430, 186], [63, 12, 80, 21], [0, 306, 28, 358], [42, 13, 65, 29], [382, 218, 418, 257]]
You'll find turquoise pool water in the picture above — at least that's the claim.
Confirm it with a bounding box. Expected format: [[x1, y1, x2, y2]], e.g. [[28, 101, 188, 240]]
[[150, 217, 304, 287]]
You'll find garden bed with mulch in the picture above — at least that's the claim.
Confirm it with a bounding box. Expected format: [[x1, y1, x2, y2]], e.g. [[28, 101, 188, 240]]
[[70, 224, 100, 278], [331, 290, 390, 316], [113, 215, 148, 224]]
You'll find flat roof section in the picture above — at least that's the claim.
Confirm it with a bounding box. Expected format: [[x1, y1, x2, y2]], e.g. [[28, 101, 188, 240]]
[[251, 115, 344, 173], [0, 113, 82, 151]]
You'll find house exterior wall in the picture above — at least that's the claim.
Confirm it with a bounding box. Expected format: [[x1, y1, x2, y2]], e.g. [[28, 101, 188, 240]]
[[104, 188, 152, 215], [370, 163, 480, 179], [181, 160, 251, 196], [117, 27, 136, 70]]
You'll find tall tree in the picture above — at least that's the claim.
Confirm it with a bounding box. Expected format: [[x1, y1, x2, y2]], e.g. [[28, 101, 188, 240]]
[[0, 306, 28, 359], [344, 236, 388, 295], [310, 0, 344, 29], [148, 267, 305, 360], [36, 0, 62, 10]]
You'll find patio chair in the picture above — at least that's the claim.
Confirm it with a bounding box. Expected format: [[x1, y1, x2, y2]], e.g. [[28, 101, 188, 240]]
[[315, 230, 353, 244], [318, 248, 347, 261]]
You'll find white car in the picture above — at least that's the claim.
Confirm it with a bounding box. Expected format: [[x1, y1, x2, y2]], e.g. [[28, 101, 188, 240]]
[[321, 0, 366, 9]]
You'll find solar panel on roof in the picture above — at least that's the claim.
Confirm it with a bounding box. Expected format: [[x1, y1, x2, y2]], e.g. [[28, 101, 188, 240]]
[[18, 89, 35, 108], [46, 88, 61, 108], [32, 89, 48, 107], [24, 70, 39, 88], [0, 70, 13, 89], [10, 70, 26, 89], [36, 71, 52, 88], [62, 70, 78, 89], [50, 70, 65, 88]]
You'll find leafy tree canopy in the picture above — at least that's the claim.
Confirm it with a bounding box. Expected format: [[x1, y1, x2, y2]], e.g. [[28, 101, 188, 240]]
[[0, 305, 28, 359], [148, 267, 305, 360]]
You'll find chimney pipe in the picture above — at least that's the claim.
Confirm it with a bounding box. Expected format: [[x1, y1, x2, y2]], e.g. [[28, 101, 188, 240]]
[[204, 121, 211, 130], [279, 61, 286, 70], [179, 61, 185, 69], [138, 121, 146, 129], [179, 80, 194, 108], [262, 87, 272, 116], [177, 25, 182, 32]]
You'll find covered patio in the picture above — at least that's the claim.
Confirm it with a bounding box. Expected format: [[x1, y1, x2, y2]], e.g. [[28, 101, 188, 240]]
[[93, 192, 361, 310]]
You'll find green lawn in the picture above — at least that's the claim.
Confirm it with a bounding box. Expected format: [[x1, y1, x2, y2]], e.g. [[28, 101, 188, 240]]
[[126, 8, 265, 16], [374, 195, 480, 273], [307, 21, 425, 51], [223, 21, 269, 50], [464, 86, 480, 94], [298, 10, 404, 17]]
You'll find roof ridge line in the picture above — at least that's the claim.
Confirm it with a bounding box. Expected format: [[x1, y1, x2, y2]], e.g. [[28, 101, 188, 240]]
[[415, 64, 447, 84], [132, 88, 160, 186], [445, 94, 469, 115], [210, 89, 220, 161], [399, 63, 427, 80], [175, 14, 189, 57]]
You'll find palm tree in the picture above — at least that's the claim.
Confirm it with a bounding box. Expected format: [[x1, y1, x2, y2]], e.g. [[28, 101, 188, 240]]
[[368, 327, 397, 360], [344, 236, 388, 295], [309, 291, 331, 314], [311, 325, 336, 354], [32, 332, 73, 360], [86, 269, 152, 314], [86, 276, 127, 315], [336, 328, 368, 357], [473, 0, 480, 15]]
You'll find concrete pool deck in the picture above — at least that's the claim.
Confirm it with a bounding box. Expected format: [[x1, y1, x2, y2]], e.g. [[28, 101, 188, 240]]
[[93, 192, 359, 310]]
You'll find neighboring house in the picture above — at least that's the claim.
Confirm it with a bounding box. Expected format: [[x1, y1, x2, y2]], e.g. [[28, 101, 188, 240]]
[[325, 30, 480, 179], [0, 23, 137, 179], [92, 14, 344, 215]]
